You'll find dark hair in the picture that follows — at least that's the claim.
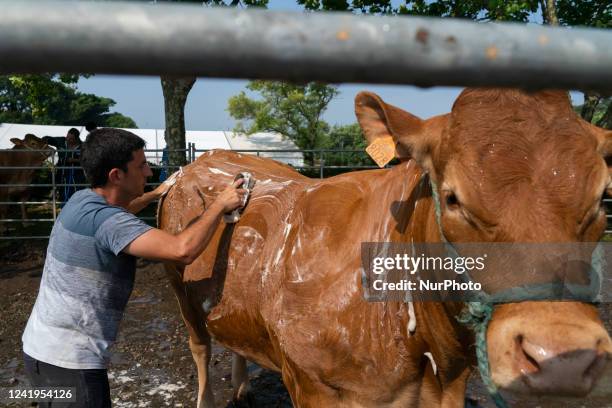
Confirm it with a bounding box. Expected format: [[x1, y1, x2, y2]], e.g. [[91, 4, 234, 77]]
[[68, 128, 80, 138], [81, 128, 146, 188], [85, 121, 97, 132]]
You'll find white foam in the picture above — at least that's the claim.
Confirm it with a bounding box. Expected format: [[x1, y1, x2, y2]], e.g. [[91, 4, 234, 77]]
[[208, 167, 232, 176], [408, 301, 416, 334], [424, 352, 437, 376]]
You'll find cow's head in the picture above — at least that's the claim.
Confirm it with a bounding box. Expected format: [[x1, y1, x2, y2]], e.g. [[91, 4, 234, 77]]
[[10, 134, 53, 160], [355, 89, 612, 398]]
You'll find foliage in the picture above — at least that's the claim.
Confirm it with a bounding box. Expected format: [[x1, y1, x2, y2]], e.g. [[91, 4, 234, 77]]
[[303, 0, 610, 25], [104, 113, 138, 128], [228, 81, 339, 164], [165, 0, 267, 6], [557, 0, 611, 28], [398, 0, 539, 21], [298, 0, 393, 13], [0, 74, 137, 127], [322, 123, 374, 168]]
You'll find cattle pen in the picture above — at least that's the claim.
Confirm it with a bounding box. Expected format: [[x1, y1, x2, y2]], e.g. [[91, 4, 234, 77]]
[[1, 2, 612, 408], [0, 146, 381, 241]]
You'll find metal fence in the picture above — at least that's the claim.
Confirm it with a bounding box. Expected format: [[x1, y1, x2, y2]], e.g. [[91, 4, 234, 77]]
[[0, 147, 380, 240], [2, 2, 612, 91]]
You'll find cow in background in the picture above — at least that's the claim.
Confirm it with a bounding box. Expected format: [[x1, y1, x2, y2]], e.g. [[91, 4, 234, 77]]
[[159, 89, 612, 407], [0, 134, 52, 234]]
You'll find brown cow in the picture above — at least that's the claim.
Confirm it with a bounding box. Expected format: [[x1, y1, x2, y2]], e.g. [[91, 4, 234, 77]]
[[0, 134, 52, 234], [158, 89, 612, 407]]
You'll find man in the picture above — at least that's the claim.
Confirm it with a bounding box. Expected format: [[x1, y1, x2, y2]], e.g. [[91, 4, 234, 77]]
[[22, 128, 245, 407], [43, 128, 86, 204], [61, 128, 85, 202]]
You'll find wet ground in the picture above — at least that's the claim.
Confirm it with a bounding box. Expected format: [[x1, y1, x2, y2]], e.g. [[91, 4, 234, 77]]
[[0, 242, 610, 407]]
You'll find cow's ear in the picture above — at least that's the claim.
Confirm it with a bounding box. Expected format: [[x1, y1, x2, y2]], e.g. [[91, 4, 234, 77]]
[[24, 133, 39, 144], [595, 128, 612, 195], [355, 92, 436, 172], [596, 129, 612, 156], [10, 138, 23, 146]]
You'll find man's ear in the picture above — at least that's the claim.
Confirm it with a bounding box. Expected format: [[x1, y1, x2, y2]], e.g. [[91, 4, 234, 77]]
[[107, 168, 122, 185], [355, 91, 440, 173], [10, 138, 23, 147]]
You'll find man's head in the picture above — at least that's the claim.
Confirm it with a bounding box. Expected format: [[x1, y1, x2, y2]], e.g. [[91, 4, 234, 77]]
[[81, 128, 152, 200], [85, 121, 97, 132], [66, 128, 81, 146]]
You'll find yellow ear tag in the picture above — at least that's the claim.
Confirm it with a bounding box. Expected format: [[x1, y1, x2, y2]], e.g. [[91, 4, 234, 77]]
[[366, 136, 396, 168]]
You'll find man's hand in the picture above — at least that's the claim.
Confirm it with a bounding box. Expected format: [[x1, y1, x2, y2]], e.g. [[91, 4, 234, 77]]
[[213, 178, 247, 212], [153, 170, 180, 198]]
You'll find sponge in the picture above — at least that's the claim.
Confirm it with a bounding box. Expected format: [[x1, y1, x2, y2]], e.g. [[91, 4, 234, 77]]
[[223, 172, 255, 224]]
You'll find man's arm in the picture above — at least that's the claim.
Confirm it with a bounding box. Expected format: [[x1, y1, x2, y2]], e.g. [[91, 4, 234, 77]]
[[126, 188, 163, 214], [123, 179, 244, 264], [127, 171, 179, 214]]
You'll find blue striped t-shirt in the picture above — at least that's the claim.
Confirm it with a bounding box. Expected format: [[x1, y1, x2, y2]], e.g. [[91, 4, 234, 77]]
[[22, 189, 153, 369]]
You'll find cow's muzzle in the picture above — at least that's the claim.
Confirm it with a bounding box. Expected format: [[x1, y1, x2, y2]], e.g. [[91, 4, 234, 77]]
[[486, 302, 612, 397]]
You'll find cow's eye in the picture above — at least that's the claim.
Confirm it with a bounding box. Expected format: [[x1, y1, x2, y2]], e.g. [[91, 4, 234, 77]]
[[445, 192, 459, 208]]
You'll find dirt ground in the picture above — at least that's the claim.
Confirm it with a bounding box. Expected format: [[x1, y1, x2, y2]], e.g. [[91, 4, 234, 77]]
[[0, 241, 611, 408]]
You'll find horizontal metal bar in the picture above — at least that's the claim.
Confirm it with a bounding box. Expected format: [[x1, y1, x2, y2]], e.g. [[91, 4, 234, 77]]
[[0, 149, 55, 153], [0, 201, 54, 205], [197, 149, 368, 153], [0, 148, 181, 153], [0, 236, 50, 240], [1, 2, 612, 90], [0, 167, 53, 171], [0, 184, 89, 187], [0, 219, 54, 222]]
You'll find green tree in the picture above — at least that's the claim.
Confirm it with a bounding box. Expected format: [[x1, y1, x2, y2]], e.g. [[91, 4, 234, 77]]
[[322, 123, 375, 173], [228, 81, 339, 166], [104, 113, 137, 128], [298, 0, 393, 13], [0, 74, 138, 127], [397, 1, 539, 21]]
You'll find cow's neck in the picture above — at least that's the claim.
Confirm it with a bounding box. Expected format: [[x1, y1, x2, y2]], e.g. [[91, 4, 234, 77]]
[[367, 161, 473, 405]]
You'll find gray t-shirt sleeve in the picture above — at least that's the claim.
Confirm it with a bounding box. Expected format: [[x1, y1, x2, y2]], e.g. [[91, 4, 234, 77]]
[[95, 210, 153, 255]]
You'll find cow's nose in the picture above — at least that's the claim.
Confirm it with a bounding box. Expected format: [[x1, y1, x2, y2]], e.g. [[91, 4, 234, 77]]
[[514, 332, 609, 396]]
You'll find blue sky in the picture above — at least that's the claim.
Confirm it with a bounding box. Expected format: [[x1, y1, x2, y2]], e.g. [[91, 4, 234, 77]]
[[77, 1, 583, 130]]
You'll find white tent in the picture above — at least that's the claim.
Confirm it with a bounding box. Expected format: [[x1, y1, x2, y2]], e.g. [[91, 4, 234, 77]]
[[225, 131, 303, 167], [0, 123, 303, 166]]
